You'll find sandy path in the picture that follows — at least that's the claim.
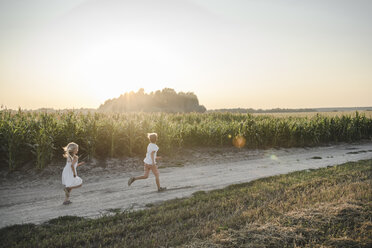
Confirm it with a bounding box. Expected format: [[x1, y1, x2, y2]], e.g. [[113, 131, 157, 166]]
[[1, 142, 372, 228]]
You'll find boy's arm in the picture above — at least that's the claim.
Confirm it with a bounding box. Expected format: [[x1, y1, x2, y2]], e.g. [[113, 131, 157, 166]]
[[151, 151, 156, 165]]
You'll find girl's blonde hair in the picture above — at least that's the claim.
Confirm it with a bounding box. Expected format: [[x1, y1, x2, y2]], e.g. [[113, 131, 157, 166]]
[[147, 133, 158, 143], [63, 142, 79, 161]]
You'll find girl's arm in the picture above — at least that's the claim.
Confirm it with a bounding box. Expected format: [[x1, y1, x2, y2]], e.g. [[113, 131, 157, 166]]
[[156, 156, 162, 160], [77, 161, 86, 167], [71, 156, 78, 177]]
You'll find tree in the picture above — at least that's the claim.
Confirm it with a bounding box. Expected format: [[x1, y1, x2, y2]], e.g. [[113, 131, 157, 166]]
[[98, 88, 206, 113]]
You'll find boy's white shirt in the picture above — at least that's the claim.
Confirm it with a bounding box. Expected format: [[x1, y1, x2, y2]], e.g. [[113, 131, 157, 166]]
[[144, 143, 159, 165]]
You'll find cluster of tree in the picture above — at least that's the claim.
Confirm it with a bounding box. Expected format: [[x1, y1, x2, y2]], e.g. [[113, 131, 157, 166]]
[[98, 88, 206, 113], [209, 108, 317, 113]]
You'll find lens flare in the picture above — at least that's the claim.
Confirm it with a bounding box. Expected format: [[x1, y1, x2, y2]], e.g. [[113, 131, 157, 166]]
[[270, 154, 278, 161], [233, 135, 246, 148]]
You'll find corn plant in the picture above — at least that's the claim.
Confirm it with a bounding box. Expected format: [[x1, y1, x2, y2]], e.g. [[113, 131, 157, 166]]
[[30, 113, 56, 169], [0, 110, 371, 171], [0, 110, 30, 170]]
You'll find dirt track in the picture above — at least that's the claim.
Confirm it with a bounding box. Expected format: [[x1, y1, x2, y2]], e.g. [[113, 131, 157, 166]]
[[1, 142, 372, 228]]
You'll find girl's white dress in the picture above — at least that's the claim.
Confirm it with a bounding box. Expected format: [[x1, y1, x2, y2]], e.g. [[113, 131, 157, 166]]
[[62, 158, 83, 187]]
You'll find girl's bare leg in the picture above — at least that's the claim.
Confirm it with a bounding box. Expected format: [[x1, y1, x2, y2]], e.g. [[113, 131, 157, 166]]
[[64, 184, 82, 201], [64, 188, 70, 202], [68, 184, 82, 190]]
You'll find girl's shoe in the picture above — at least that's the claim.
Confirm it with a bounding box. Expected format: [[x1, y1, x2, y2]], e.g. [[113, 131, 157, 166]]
[[158, 187, 166, 192], [128, 177, 135, 186], [63, 200, 72, 205]]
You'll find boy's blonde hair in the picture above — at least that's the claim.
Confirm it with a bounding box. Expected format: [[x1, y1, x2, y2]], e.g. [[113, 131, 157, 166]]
[[63, 142, 79, 160], [147, 133, 158, 143]]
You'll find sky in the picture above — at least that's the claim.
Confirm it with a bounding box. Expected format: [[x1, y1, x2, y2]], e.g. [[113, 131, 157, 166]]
[[0, 0, 371, 110]]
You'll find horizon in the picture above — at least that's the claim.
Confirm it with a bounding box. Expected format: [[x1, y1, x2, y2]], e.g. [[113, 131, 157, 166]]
[[1, 87, 371, 111], [1, 86, 372, 111], [1, 87, 372, 111], [1, 0, 372, 110]]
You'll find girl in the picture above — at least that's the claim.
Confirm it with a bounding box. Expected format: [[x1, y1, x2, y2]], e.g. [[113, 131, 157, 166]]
[[62, 142, 85, 205], [128, 133, 166, 192]]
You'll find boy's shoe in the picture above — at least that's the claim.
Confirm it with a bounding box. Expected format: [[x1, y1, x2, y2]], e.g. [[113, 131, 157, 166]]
[[158, 187, 166, 192], [63, 200, 72, 205], [128, 177, 135, 186]]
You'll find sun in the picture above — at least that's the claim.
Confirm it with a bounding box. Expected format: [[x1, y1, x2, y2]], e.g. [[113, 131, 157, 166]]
[[72, 38, 178, 104]]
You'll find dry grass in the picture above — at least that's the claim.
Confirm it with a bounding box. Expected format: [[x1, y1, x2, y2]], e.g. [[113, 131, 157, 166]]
[[185, 202, 372, 248], [1, 160, 371, 248]]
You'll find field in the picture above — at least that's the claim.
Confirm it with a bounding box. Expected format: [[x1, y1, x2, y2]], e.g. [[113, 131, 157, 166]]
[[1, 159, 371, 248], [1, 110, 371, 171]]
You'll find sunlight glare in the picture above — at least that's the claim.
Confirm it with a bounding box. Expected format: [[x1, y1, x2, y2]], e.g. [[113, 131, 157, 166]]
[[233, 135, 246, 148]]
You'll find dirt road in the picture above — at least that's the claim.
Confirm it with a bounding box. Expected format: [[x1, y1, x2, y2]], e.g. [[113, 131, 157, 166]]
[[1, 142, 372, 228]]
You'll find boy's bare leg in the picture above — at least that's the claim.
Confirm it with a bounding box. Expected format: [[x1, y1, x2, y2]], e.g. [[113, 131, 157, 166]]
[[134, 165, 150, 181], [150, 166, 161, 189]]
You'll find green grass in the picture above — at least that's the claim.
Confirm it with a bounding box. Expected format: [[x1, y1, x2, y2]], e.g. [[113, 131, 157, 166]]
[[1, 160, 371, 248]]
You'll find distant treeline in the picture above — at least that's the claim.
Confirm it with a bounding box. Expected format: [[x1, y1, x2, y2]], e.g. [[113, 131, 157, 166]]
[[98, 88, 206, 113], [209, 108, 317, 113], [209, 107, 372, 113]]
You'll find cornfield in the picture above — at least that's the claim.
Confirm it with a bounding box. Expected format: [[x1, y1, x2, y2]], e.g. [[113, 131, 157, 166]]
[[0, 110, 371, 170]]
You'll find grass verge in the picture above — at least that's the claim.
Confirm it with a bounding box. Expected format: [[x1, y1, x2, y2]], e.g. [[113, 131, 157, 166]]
[[1, 160, 371, 248]]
